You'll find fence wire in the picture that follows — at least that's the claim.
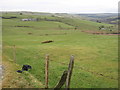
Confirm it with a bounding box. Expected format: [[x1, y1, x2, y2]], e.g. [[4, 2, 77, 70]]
[[4, 45, 118, 88]]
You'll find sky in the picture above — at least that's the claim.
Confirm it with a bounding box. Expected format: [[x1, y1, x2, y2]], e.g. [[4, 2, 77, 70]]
[[0, 0, 119, 13]]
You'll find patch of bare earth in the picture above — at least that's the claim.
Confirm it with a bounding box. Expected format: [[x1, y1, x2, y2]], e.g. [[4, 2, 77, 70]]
[[81, 31, 120, 35]]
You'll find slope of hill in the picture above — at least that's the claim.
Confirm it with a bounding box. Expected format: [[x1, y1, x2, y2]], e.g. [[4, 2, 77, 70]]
[[2, 12, 118, 88], [76, 13, 118, 24], [2, 12, 118, 34]]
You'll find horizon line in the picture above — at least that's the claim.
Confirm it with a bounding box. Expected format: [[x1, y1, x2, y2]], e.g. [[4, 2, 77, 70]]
[[0, 10, 118, 14]]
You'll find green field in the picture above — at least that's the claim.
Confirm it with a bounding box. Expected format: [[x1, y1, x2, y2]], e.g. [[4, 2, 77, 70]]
[[2, 12, 118, 88]]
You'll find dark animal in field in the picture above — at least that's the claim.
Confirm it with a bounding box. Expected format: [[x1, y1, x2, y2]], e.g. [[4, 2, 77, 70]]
[[17, 65, 32, 73], [41, 40, 54, 44], [17, 70, 22, 73], [28, 33, 32, 35], [22, 65, 32, 71]]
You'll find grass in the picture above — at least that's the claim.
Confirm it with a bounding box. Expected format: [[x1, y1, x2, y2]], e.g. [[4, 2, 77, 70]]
[[2, 12, 118, 88], [2, 56, 32, 88]]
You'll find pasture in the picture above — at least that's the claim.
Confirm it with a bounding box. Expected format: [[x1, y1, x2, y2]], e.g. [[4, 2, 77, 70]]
[[2, 12, 118, 88]]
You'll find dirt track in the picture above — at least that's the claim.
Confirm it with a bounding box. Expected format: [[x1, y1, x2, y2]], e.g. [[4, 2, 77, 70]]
[[81, 30, 120, 35]]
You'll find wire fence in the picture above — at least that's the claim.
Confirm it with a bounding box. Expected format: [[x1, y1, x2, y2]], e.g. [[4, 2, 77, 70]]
[[3, 45, 118, 88], [3, 45, 75, 88]]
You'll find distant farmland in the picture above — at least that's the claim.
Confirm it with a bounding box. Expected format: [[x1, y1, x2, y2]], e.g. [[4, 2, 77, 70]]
[[2, 12, 118, 88]]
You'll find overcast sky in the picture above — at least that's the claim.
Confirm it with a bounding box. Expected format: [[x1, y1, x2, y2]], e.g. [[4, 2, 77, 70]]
[[0, 0, 119, 13]]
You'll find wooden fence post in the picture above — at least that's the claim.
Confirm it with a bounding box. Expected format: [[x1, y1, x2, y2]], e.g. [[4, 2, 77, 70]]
[[65, 55, 74, 89], [45, 54, 49, 88], [13, 45, 16, 63], [54, 70, 68, 89]]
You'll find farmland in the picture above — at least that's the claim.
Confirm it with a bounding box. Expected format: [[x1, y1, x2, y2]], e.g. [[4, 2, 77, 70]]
[[2, 12, 118, 88]]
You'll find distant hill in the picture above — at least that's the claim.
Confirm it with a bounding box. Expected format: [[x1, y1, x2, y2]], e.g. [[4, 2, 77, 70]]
[[1, 11, 118, 34], [2, 12, 118, 25], [75, 13, 118, 24]]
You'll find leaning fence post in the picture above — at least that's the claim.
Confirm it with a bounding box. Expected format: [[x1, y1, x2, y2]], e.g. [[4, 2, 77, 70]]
[[65, 55, 74, 89], [13, 45, 16, 63], [54, 70, 68, 89], [45, 54, 49, 88]]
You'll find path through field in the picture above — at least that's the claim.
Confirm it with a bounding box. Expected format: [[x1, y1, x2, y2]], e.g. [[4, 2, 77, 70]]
[[0, 65, 3, 89]]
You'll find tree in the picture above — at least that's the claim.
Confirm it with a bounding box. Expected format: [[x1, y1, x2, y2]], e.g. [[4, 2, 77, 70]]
[[51, 15, 55, 17], [20, 13, 22, 15], [101, 25, 104, 28], [74, 26, 78, 30]]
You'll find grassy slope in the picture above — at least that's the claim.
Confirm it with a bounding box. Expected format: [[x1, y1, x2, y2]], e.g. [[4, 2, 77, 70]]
[[2, 12, 116, 31], [2, 56, 30, 88], [2, 56, 44, 88], [2, 13, 118, 88]]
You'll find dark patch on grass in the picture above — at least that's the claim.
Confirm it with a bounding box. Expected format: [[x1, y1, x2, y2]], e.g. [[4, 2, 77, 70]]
[[40, 33, 67, 36], [41, 40, 54, 44], [2, 16, 17, 19], [28, 33, 33, 35], [82, 30, 120, 35], [15, 26, 31, 27]]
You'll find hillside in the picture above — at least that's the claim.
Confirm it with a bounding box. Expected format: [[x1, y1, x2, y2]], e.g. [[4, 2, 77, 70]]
[[2, 12, 118, 88], [2, 12, 118, 33], [76, 13, 118, 24]]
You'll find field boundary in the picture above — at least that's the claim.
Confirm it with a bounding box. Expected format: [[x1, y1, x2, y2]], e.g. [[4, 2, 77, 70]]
[[50, 59, 118, 80]]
